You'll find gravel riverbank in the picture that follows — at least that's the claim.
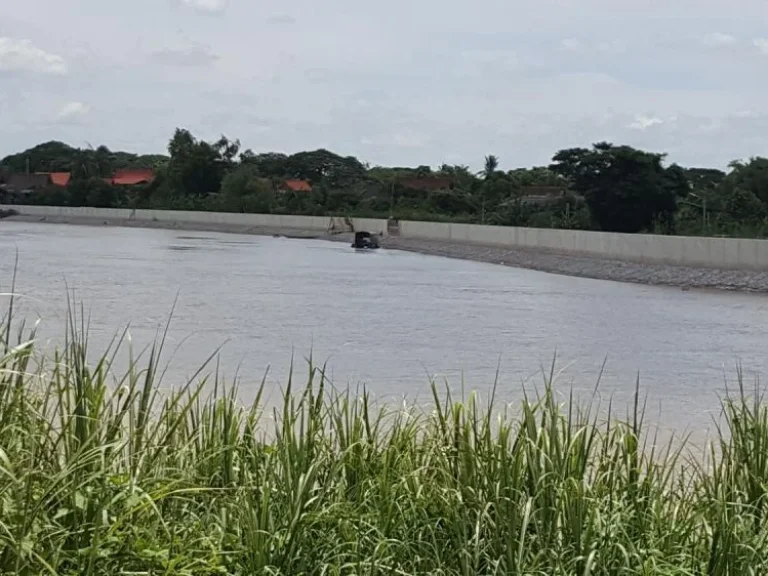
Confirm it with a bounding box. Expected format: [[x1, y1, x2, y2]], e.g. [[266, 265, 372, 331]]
[[381, 236, 768, 293], [6, 213, 768, 293]]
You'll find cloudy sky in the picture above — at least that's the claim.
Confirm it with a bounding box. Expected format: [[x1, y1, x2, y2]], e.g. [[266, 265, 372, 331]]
[[1, 0, 768, 170]]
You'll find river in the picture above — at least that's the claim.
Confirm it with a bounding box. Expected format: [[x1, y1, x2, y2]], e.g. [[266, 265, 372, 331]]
[[1, 220, 767, 435]]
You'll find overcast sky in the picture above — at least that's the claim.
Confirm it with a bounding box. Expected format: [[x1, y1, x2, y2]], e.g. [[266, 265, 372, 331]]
[[2, 0, 768, 171]]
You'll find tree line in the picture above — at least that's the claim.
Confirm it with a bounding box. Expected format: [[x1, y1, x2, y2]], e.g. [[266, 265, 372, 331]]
[[3, 127, 768, 237]]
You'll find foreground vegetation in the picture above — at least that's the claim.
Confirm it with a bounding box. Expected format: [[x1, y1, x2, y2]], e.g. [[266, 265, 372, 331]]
[[5, 132, 768, 237], [1, 307, 767, 574]]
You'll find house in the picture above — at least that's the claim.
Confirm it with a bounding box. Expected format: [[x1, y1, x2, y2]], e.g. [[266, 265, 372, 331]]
[[0, 173, 58, 203], [49, 172, 71, 187], [279, 179, 312, 193], [0, 172, 70, 200], [4, 173, 54, 193], [107, 168, 155, 186]]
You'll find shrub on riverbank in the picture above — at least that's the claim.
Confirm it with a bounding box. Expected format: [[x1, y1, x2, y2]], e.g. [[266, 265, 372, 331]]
[[0, 310, 766, 574]]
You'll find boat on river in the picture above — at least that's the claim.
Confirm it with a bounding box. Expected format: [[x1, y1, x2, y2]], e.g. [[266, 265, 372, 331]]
[[351, 231, 380, 250]]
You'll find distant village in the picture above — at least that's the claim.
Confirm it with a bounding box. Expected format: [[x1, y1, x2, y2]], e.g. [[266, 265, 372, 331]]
[[0, 168, 157, 203], [0, 137, 578, 228], [0, 167, 330, 205]]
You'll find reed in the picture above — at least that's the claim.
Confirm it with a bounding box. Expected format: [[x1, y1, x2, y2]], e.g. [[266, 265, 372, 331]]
[[0, 301, 766, 575]]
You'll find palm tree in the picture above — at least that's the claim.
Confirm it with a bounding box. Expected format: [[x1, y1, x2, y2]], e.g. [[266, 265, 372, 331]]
[[482, 154, 499, 179], [478, 154, 499, 224]]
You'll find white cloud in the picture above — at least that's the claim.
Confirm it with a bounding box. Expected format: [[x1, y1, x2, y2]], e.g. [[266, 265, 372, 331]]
[[702, 32, 736, 47], [753, 38, 768, 55], [180, 0, 227, 13], [628, 115, 664, 130], [57, 101, 89, 120], [0, 37, 67, 75]]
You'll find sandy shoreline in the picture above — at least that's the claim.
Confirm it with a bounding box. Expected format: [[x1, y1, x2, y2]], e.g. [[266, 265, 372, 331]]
[[6, 213, 768, 293]]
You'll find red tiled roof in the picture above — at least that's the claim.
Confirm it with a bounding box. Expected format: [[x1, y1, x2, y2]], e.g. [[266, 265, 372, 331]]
[[50, 172, 71, 187], [281, 179, 312, 192], [31, 172, 70, 187], [109, 168, 155, 186]]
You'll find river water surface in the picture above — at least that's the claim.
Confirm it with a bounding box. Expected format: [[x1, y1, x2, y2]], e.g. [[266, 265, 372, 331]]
[[2, 221, 767, 435]]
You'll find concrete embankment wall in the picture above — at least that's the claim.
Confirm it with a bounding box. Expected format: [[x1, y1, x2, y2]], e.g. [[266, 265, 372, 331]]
[[398, 220, 768, 270], [2, 205, 392, 236], [2, 205, 337, 232], [4, 205, 768, 270]]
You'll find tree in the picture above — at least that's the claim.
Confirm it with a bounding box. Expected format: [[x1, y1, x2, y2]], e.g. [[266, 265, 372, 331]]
[[437, 164, 476, 191], [550, 142, 688, 233], [284, 149, 366, 188], [482, 155, 499, 179], [85, 178, 118, 208], [165, 128, 230, 197], [427, 189, 476, 216], [70, 149, 98, 180], [415, 165, 431, 178], [241, 151, 288, 177], [93, 145, 115, 178], [723, 188, 766, 224], [1, 141, 78, 173], [724, 157, 768, 206], [213, 135, 241, 168], [66, 177, 118, 208], [507, 167, 567, 188], [685, 167, 726, 194], [220, 164, 274, 213]]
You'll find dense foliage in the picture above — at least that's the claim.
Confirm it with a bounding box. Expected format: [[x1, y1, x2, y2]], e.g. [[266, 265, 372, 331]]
[[5, 128, 768, 236], [0, 302, 766, 574]]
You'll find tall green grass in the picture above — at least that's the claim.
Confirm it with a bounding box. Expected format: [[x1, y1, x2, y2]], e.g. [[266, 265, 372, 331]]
[[0, 300, 766, 574]]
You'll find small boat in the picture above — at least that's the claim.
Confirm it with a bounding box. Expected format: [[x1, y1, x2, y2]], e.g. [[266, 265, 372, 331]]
[[351, 230, 380, 250]]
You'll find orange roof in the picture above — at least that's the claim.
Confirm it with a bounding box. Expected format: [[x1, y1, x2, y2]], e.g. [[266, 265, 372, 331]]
[[110, 168, 155, 186], [33, 172, 71, 186], [50, 172, 71, 186], [281, 179, 312, 192]]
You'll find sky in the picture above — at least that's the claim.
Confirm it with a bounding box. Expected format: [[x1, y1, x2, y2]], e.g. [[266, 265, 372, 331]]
[[1, 0, 768, 171]]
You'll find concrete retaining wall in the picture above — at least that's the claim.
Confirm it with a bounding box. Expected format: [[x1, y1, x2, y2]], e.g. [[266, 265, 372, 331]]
[[2, 205, 340, 232], [4, 205, 768, 270], [399, 219, 768, 270]]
